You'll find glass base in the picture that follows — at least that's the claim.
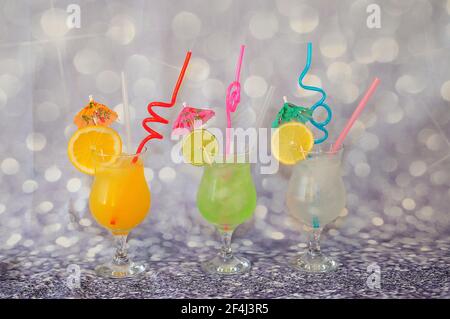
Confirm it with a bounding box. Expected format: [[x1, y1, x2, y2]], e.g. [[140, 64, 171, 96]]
[[291, 252, 338, 273], [201, 255, 251, 275], [95, 262, 146, 279]]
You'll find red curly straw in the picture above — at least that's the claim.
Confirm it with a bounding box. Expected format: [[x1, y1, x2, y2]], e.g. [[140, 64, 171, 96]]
[[134, 51, 192, 161]]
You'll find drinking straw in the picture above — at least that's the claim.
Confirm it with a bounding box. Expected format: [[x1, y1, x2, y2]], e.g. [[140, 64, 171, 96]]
[[134, 51, 192, 159], [255, 86, 275, 130], [226, 45, 246, 155], [299, 42, 332, 144], [250, 86, 275, 158], [331, 77, 380, 153], [121, 71, 132, 153], [88, 95, 97, 125]]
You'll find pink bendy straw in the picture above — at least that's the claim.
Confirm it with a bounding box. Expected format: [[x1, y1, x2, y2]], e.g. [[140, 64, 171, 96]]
[[226, 45, 245, 155], [331, 78, 380, 153]]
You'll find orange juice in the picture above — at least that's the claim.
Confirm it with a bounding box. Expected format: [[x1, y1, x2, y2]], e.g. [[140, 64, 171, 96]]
[[89, 156, 150, 235]]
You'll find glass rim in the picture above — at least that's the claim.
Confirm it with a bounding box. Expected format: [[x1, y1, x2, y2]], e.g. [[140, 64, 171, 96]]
[[91, 146, 148, 159], [305, 142, 344, 156], [208, 150, 254, 165]]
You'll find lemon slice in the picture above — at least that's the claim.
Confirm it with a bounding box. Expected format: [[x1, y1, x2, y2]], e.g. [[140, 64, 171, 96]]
[[68, 126, 122, 175], [182, 129, 219, 166], [271, 122, 314, 165]]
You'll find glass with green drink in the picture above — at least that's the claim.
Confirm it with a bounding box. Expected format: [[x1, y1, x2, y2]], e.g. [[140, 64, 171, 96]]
[[197, 153, 257, 275]]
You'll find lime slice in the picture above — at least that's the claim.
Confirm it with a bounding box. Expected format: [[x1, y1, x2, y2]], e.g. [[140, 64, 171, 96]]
[[182, 129, 219, 166]]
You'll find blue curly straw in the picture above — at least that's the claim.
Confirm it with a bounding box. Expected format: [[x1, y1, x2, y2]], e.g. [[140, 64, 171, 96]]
[[298, 42, 332, 144]]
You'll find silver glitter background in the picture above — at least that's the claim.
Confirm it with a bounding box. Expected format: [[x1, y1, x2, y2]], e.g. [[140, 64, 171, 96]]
[[0, 0, 449, 291]]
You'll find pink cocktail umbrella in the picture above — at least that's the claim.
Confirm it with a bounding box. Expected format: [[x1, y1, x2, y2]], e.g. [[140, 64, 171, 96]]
[[172, 103, 215, 136]]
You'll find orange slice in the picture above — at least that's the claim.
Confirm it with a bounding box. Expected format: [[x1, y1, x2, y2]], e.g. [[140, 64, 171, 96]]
[[68, 126, 122, 175]]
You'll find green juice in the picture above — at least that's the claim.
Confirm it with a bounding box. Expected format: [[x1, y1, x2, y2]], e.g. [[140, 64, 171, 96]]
[[196, 162, 257, 227]]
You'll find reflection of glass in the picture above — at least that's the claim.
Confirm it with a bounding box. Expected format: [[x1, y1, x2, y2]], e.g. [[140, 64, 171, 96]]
[[197, 156, 257, 275], [89, 148, 150, 278], [286, 143, 345, 272]]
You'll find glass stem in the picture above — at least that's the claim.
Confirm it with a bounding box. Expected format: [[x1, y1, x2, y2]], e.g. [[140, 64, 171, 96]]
[[307, 227, 323, 258], [112, 234, 130, 266], [218, 228, 234, 261]]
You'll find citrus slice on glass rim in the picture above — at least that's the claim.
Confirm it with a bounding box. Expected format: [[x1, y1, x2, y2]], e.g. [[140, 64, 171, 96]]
[[68, 126, 122, 175], [182, 129, 219, 166], [271, 122, 314, 165]]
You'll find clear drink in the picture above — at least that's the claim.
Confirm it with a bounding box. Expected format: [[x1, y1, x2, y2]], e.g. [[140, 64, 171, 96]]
[[286, 155, 345, 229], [286, 143, 346, 272]]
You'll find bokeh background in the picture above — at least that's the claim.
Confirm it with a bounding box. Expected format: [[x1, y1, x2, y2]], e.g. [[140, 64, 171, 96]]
[[0, 0, 449, 270]]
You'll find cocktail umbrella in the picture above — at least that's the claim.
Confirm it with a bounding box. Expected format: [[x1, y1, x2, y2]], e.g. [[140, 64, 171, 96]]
[[74, 95, 118, 128], [272, 100, 313, 128], [172, 103, 215, 136]]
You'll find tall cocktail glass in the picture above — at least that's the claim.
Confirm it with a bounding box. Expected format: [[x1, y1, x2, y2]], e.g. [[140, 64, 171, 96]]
[[89, 148, 150, 278], [197, 154, 256, 275], [286, 143, 345, 272]]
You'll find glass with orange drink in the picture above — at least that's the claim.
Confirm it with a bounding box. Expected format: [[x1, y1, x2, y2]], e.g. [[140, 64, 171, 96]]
[[67, 99, 151, 278]]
